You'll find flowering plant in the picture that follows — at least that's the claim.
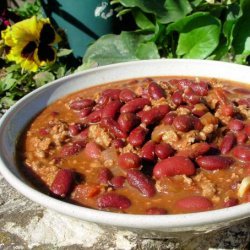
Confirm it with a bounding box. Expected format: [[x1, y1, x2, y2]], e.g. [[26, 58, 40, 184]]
[[0, 1, 74, 113], [2, 16, 61, 72]]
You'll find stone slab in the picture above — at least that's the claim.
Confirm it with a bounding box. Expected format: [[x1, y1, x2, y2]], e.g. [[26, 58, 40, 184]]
[[0, 173, 250, 249]]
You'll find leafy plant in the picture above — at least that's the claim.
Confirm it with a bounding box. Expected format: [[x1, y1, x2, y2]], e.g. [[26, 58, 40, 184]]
[[0, 2, 76, 111], [0, 48, 73, 110], [8, 0, 43, 19], [83, 0, 250, 66]]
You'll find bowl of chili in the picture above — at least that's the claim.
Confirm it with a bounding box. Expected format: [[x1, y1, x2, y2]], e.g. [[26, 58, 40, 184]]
[[0, 59, 250, 232]]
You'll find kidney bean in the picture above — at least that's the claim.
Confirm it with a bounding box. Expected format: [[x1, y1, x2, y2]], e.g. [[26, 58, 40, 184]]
[[140, 105, 170, 126], [233, 88, 250, 95], [100, 117, 127, 139], [153, 156, 196, 179], [172, 90, 184, 106], [69, 99, 95, 110], [112, 139, 126, 149], [183, 88, 201, 105], [118, 153, 141, 169], [172, 115, 194, 132], [192, 116, 204, 131], [39, 128, 49, 136], [214, 88, 229, 105], [87, 109, 102, 123], [79, 107, 92, 118], [221, 104, 235, 116], [142, 77, 154, 84], [223, 198, 239, 208], [127, 169, 156, 197], [60, 141, 85, 157], [177, 79, 193, 90], [237, 98, 250, 108], [148, 82, 165, 100], [196, 156, 234, 170], [220, 132, 236, 154], [99, 167, 113, 184], [96, 95, 110, 107], [228, 119, 244, 131], [110, 176, 126, 189], [191, 81, 209, 96], [101, 100, 122, 119], [155, 143, 174, 159], [192, 103, 209, 117], [69, 123, 83, 136], [192, 110, 206, 118], [85, 142, 102, 159], [50, 169, 74, 198], [117, 113, 140, 133], [157, 104, 170, 115], [120, 98, 151, 113], [102, 89, 121, 100], [128, 126, 148, 147], [97, 193, 131, 209], [141, 141, 156, 162], [146, 207, 167, 215], [175, 196, 213, 212], [244, 123, 250, 136], [50, 111, 59, 117], [163, 112, 177, 125], [79, 128, 89, 140], [236, 131, 248, 144], [176, 142, 210, 159], [119, 89, 137, 102], [232, 145, 250, 162]]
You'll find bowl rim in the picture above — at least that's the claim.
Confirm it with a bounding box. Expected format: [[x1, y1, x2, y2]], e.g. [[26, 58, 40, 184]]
[[0, 58, 250, 230]]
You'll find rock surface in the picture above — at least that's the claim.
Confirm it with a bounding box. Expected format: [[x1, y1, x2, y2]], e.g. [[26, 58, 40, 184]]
[[0, 173, 249, 249]]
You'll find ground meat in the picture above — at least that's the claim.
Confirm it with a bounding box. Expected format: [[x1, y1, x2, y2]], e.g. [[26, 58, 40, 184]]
[[193, 172, 217, 198], [50, 120, 69, 146], [199, 124, 217, 141], [214, 108, 231, 125], [175, 130, 201, 151], [88, 124, 112, 148], [204, 92, 219, 110], [238, 105, 250, 119], [30, 137, 52, 158], [151, 97, 169, 107], [25, 158, 58, 186], [161, 128, 179, 147], [120, 143, 140, 154], [175, 107, 191, 115]]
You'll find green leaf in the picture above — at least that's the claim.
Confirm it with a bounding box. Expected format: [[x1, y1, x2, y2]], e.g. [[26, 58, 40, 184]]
[[167, 12, 221, 59], [162, 0, 193, 24], [33, 72, 55, 87], [232, 0, 250, 55], [75, 61, 99, 73], [0, 74, 16, 91], [235, 50, 250, 65], [223, 3, 242, 47], [56, 66, 66, 78], [120, 0, 192, 24], [189, 0, 204, 7], [57, 49, 72, 57], [0, 96, 15, 108], [10, 0, 42, 18], [83, 32, 159, 66], [136, 42, 160, 59], [132, 9, 155, 31]]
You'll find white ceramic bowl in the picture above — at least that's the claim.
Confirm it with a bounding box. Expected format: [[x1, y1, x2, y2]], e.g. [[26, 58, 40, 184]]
[[0, 59, 250, 233]]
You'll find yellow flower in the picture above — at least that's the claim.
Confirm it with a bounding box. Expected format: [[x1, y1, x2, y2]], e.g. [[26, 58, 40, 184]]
[[1, 16, 60, 72]]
